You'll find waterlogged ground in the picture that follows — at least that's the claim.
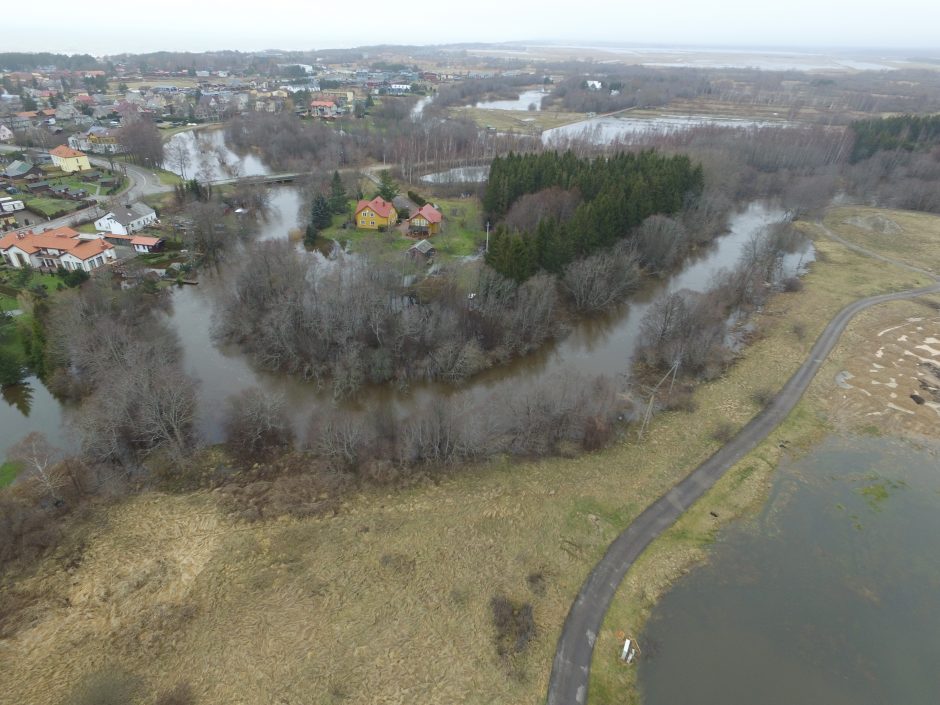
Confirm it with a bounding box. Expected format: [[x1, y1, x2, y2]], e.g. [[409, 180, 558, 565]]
[[638, 434, 940, 705]]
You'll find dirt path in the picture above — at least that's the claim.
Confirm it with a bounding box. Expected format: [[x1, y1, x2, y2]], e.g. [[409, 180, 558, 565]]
[[546, 272, 940, 704]]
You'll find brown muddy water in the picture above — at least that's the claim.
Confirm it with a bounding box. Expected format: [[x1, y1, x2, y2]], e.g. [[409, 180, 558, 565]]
[[0, 195, 806, 457]]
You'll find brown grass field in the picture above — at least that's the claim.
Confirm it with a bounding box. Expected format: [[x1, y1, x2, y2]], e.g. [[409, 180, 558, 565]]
[[2, 208, 938, 705]]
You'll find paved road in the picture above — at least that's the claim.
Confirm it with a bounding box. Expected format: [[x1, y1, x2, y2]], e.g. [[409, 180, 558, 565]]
[[1, 146, 169, 234], [547, 277, 940, 705]]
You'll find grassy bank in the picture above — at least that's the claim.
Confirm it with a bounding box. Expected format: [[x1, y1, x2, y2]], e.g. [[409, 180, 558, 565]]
[[822, 206, 940, 274], [1, 208, 935, 705]]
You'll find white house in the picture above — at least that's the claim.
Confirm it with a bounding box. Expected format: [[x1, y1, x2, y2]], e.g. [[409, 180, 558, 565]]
[[0, 124, 13, 143], [94, 202, 157, 235], [0, 227, 116, 272]]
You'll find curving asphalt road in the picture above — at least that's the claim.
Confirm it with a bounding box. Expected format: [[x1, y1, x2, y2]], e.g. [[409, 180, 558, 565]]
[[547, 273, 940, 704]]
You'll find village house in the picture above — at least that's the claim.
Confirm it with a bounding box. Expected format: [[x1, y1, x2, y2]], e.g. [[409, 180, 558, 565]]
[[131, 235, 164, 253], [408, 204, 443, 236], [0, 227, 116, 271], [49, 145, 91, 173], [94, 202, 157, 235], [0, 125, 13, 142], [69, 126, 124, 154], [309, 100, 337, 118], [354, 197, 398, 230]]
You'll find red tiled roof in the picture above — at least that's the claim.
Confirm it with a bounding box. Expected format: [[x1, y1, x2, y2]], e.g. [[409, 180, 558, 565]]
[[50, 145, 86, 159], [355, 197, 396, 219], [0, 227, 113, 261], [411, 204, 443, 224], [131, 236, 161, 247], [310, 100, 336, 108]]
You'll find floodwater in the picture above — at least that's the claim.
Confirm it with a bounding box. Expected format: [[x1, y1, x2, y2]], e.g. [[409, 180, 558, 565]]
[[419, 166, 490, 184], [0, 133, 811, 458], [474, 89, 546, 112], [543, 113, 791, 145], [160, 199, 806, 444], [638, 435, 940, 705], [163, 128, 271, 181]]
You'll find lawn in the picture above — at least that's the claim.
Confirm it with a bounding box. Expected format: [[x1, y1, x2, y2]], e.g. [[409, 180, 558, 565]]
[[322, 195, 485, 261], [0, 461, 20, 488], [0, 270, 64, 295], [3, 210, 935, 705], [21, 196, 84, 218], [0, 294, 19, 312], [155, 169, 183, 186]]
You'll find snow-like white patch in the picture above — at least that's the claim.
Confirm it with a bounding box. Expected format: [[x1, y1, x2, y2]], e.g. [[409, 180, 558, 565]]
[[925, 402, 940, 417], [878, 323, 908, 337], [903, 350, 935, 364], [898, 335, 909, 342], [871, 363, 885, 370], [924, 337, 940, 345], [875, 347, 885, 359], [915, 344, 940, 357], [887, 403, 915, 415]]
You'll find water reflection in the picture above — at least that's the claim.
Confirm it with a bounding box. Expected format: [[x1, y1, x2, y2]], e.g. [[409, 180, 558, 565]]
[[639, 435, 940, 705]]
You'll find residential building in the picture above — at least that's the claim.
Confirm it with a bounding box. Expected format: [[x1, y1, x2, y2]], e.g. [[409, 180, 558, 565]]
[[0, 124, 13, 142], [309, 100, 337, 117], [94, 203, 158, 235], [408, 204, 443, 236], [49, 145, 91, 173], [354, 197, 398, 230], [0, 227, 116, 271], [131, 236, 164, 253]]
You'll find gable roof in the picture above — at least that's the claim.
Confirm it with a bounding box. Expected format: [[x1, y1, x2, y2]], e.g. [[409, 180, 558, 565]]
[[410, 204, 443, 224], [0, 227, 114, 261], [104, 202, 156, 226], [131, 236, 162, 247], [410, 239, 434, 254], [355, 197, 396, 219], [50, 145, 86, 159], [2, 160, 34, 178]]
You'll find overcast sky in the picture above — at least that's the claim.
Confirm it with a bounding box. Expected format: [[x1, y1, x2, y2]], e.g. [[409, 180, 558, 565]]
[[5, 0, 940, 55]]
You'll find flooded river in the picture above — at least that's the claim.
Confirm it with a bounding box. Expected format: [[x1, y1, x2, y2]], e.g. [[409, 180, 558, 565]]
[[638, 434, 940, 705], [0, 133, 805, 459]]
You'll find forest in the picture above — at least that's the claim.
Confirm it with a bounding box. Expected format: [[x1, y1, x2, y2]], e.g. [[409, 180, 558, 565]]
[[483, 150, 704, 281], [850, 114, 940, 161]]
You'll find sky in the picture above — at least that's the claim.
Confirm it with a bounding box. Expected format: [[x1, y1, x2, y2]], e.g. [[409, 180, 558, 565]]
[[5, 0, 940, 55]]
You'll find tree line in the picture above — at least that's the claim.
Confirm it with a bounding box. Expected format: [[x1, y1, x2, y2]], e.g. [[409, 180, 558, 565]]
[[850, 114, 940, 162], [483, 150, 704, 281]]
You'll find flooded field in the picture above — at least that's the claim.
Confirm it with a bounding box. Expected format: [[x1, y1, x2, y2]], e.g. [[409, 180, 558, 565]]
[[638, 434, 940, 705]]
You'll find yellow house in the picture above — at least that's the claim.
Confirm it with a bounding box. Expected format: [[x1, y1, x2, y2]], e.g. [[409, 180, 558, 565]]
[[49, 145, 91, 173], [408, 204, 443, 236], [355, 197, 398, 230]]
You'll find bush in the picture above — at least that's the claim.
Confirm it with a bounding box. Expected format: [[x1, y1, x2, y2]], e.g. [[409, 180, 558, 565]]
[[407, 190, 427, 207], [750, 388, 775, 408], [711, 421, 736, 443], [490, 594, 536, 659]]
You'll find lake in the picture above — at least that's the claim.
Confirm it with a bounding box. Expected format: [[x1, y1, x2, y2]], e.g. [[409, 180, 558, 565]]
[[638, 434, 940, 705]]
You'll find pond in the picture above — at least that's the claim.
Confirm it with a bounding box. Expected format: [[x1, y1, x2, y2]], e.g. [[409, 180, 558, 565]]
[[474, 89, 547, 112], [543, 113, 793, 145], [638, 434, 940, 705], [163, 128, 272, 181]]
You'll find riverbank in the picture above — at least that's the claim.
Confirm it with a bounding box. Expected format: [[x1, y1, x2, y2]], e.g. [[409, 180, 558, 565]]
[[1, 208, 935, 704], [588, 213, 940, 703]]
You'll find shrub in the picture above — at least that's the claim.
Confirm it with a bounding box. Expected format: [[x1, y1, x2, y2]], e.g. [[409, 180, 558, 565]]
[[490, 594, 536, 659]]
